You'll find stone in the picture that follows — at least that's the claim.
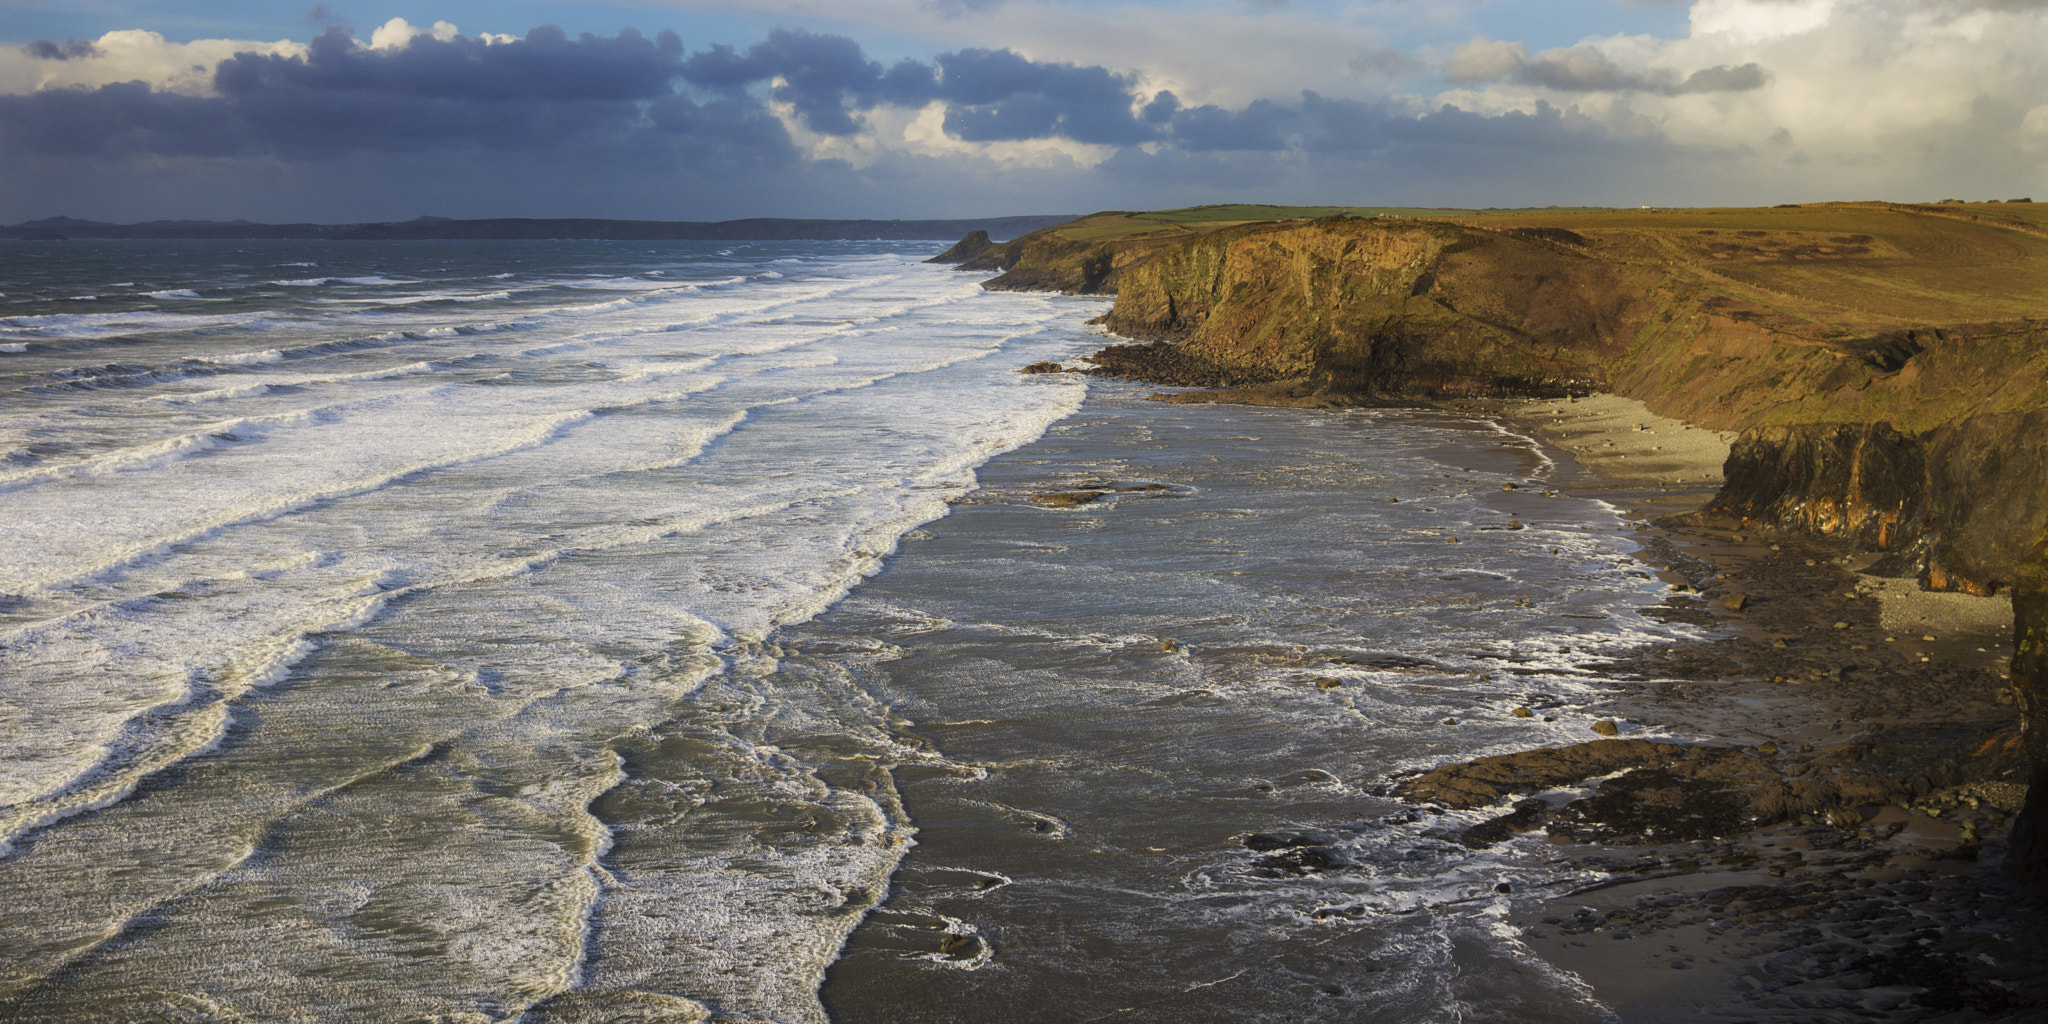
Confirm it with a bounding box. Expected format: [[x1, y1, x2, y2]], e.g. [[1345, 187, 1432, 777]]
[[2004, 534, 2048, 889], [1502, 483, 1518, 491], [1019, 361, 1066, 374], [1243, 832, 1336, 852], [1314, 677, 1341, 689], [1593, 720, 1621, 737], [1724, 594, 1750, 611], [1036, 490, 1105, 507], [1512, 706, 1535, 718]]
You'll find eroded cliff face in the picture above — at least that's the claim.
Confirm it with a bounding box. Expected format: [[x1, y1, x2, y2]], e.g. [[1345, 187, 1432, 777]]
[[1075, 215, 2048, 596], [2007, 537, 2048, 889], [1098, 218, 1637, 396]]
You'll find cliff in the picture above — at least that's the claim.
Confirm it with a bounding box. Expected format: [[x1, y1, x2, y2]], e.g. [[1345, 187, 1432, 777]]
[[960, 204, 2048, 596], [943, 199, 2048, 884], [2010, 537, 2048, 887]]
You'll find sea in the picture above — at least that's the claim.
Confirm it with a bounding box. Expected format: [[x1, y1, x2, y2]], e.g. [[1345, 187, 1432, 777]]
[[0, 239, 1693, 1023]]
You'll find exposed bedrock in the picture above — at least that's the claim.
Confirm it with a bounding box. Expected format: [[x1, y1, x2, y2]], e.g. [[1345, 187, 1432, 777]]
[[2008, 537, 2048, 889], [1703, 411, 2048, 596]]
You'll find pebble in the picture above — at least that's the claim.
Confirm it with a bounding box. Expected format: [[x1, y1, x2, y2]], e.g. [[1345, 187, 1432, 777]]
[[1592, 719, 1621, 737], [1512, 706, 1535, 718], [1833, 621, 1849, 629]]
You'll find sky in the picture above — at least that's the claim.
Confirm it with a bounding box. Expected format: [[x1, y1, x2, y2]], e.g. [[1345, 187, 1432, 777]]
[[1, 0, 2045, 222]]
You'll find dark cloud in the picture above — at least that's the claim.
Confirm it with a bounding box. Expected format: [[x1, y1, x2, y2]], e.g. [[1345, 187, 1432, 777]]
[[1518, 47, 1769, 95], [1141, 90, 1179, 124], [679, 28, 904, 134], [217, 24, 683, 106], [0, 81, 241, 157], [934, 48, 1152, 145], [0, 21, 1809, 222], [924, 0, 1006, 14], [675, 33, 1152, 145], [1168, 99, 1294, 151], [1, 25, 793, 166], [24, 38, 101, 61], [1452, 42, 1769, 96]]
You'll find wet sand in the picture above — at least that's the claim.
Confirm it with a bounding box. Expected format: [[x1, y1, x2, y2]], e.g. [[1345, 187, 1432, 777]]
[[1445, 393, 2047, 1021]]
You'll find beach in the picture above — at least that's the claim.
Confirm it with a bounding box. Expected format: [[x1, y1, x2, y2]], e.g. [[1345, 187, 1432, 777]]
[[1448, 395, 2043, 1020], [808, 377, 2044, 1021]]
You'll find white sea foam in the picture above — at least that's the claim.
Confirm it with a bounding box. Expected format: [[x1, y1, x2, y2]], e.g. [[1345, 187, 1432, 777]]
[[208, 348, 287, 365], [148, 289, 203, 299], [0, 248, 1100, 1021]]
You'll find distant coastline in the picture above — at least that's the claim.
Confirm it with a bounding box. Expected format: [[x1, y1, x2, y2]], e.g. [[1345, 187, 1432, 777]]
[[0, 213, 1076, 243]]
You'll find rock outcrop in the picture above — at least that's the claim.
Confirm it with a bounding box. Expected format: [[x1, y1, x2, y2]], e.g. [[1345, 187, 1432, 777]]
[[925, 229, 994, 265], [2007, 536, 2048, 889]]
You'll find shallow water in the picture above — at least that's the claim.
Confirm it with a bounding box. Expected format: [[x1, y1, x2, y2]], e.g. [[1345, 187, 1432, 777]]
[[798, 391, 1694, 1023], [0, 240, 1691, 1022]]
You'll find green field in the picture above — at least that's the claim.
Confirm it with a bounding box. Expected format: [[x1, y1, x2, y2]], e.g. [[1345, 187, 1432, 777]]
[[1050, 204, 1618, 242]]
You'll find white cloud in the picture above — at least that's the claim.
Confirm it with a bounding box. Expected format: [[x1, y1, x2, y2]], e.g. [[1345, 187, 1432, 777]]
[[0, 30, 308, 96], [368, 19, 461, 50], [1689, 0, 1842, 43], [767, 94, 1118, 171], [1443, 38, 1529, 84], [1429, 0, 2048, 196]]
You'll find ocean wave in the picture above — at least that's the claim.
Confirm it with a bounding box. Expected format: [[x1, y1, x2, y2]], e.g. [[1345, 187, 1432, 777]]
[[207, 349, 286, 366], [0, 254, 1100, 1022]]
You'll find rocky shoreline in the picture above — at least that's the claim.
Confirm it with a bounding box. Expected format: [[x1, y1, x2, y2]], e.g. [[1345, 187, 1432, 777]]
[[941, 200, 2048, 1015], [1370, 395, 2041, 1018], [1042, 364, 2048, 1017]]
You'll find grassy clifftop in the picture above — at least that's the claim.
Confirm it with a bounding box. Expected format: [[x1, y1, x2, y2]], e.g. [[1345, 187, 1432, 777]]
[[936, 201, 2048, 597]]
